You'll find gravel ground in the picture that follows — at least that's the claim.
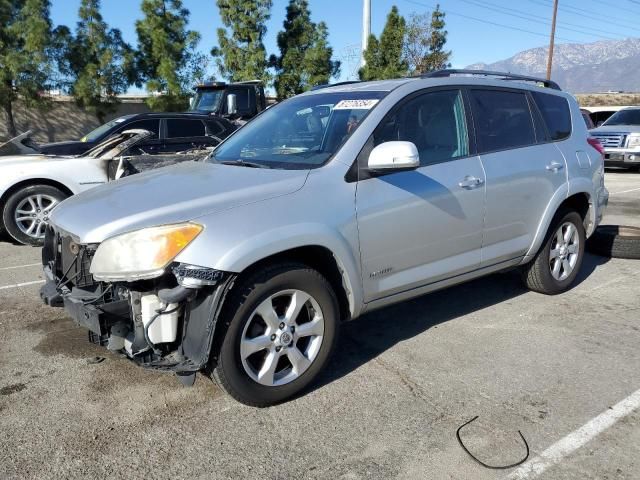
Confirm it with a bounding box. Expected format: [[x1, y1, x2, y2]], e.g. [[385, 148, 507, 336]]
[[0, 171, 638, 480]]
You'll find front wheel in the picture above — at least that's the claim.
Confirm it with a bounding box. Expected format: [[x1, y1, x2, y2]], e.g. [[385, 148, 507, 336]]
[[212, 263, 339, 407], [521, 210, 586, 295], [3, 185, 68, 246]]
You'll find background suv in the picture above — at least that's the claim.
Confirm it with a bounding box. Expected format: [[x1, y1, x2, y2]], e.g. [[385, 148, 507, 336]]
[[41, 71, 608, 406], [590, 107, 640, 170]]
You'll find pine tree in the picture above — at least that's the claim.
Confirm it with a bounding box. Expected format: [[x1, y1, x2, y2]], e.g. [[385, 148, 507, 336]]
[[359, 6, 407, 81], [422, 5, 451, 72], [57, 0, 135, 122], [0, 0, 54, 138], [270, 0, 340, 100], [213, 0, 272, 83], [135, 0, 203, 111]]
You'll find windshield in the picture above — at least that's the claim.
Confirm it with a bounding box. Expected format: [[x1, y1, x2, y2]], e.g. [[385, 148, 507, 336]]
[[82, 116, 133, 142], [603, 109, 640, 126], [210, 91, 386, 169], [191, 89, 224, 113]]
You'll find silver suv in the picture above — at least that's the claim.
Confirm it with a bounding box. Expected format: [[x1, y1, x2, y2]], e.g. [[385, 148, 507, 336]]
[[40, 70, 609, 406]]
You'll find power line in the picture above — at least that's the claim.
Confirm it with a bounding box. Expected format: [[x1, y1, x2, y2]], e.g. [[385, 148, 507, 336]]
[[466, 0, 633, 38], [455, 0, 617, 40], [526, 0, 640, 31], [401, 0, 583, 43]]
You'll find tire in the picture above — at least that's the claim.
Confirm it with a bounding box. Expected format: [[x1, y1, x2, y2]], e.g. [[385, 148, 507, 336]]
[[2, 185, 68, 246], [587, 225, 640, 260], [212, 263, 339, 407], [521, 210, 586, 295]]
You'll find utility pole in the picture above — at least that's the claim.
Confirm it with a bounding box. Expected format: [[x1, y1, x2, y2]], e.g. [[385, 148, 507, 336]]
[[546, 0, 559, 80], [361, 0, 371, 67]]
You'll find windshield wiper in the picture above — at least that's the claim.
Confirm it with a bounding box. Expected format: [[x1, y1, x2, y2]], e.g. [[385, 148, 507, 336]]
[[219, 160, 271, 169]]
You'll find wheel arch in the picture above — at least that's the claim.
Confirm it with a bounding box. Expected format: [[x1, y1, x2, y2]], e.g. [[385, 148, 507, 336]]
[[525, 187, 592, 261], [0, 178, 74, 213], [228, 245, 355, 323]]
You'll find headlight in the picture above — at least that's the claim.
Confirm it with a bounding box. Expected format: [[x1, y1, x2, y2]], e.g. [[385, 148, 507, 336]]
[[90, 223, 203, 281], [627, 134, 640, 148]]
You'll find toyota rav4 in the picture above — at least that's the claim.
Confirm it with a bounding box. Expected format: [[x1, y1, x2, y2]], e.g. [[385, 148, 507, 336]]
[[40, 70, 609, 407]]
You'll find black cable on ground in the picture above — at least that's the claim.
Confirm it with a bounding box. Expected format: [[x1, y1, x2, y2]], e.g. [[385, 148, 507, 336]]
[[456, 416, 530, 470]]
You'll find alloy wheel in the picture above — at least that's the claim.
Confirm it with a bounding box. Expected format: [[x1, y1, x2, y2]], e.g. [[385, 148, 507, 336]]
[[240, 289, 325, 387], [549, 221, 580, 281], [13, 194, 58, 240]]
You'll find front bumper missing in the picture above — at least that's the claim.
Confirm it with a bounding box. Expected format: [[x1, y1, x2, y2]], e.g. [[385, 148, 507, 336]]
[[40, 263, 235, 373]]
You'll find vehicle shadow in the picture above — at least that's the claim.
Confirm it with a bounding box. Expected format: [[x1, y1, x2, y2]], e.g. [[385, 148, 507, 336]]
[[311, 253, 608, 393]]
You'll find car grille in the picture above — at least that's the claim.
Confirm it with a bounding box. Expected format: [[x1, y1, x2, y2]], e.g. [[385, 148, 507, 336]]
[[43, 226, 96, 289], [591, 132, 627, 148]]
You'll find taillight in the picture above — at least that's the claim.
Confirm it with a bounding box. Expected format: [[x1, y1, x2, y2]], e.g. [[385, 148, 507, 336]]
[[588, 136, 605, 156]]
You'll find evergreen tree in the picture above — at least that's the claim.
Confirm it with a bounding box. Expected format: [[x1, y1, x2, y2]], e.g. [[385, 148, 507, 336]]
[[0, 0, 55, 137], [213, 0, 272, 83], [270, 0, 340, 100], [359, 6, 407, 81], [422, 5, 451, 72], [135, 0, 203, 111], [57, 0, 136, 122]]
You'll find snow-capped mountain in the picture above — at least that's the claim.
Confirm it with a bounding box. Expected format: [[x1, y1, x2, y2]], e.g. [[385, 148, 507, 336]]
[[466, 38, 640, 93]]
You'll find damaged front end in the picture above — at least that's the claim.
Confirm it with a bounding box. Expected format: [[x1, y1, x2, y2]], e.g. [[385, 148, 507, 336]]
[[39, 226, 234, 377]]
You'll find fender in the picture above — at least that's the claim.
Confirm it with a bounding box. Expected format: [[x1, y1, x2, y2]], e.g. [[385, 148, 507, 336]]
[[216, 223, 364, 319], [523, 180, 594, 262]]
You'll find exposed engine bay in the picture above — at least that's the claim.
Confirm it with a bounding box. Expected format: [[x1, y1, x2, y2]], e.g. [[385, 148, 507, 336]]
[[40, 226, 235, 375]]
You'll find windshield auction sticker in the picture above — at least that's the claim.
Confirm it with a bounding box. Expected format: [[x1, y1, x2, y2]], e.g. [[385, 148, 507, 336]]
[[334, 99, 380, 110]]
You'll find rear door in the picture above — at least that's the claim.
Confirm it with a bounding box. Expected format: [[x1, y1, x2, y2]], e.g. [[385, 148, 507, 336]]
[[356, 88, 486, 302], [162, 118, 210, 153], [469, 88, 567, 265]]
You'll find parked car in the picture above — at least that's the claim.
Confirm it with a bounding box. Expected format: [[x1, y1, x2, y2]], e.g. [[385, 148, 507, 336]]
[[40, 70, 608, 407], [590, 107, 640, 170], [0, 130, 210, 245], [581, 108, 595, 129], [38, 113, 236, 156]]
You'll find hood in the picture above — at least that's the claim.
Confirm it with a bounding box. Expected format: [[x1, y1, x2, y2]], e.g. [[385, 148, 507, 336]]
[[49, 161, 309, 243], [591, 125, 640, 134]]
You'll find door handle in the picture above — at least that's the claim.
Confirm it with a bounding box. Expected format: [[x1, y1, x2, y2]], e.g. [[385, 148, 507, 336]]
[[459, 176, 484, 189], [546, 162, 564, 172]]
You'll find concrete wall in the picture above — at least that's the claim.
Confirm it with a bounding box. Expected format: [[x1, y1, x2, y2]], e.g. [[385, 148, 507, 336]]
[[0, 97, 151, 143]]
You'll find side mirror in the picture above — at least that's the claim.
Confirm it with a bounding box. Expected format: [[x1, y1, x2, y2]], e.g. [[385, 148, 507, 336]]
[[368, 141, 420, 172], [227, 94, 237, 116]]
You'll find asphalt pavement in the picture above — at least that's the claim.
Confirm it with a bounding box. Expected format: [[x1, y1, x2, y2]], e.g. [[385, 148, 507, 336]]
[[0, 171, 638, 480]]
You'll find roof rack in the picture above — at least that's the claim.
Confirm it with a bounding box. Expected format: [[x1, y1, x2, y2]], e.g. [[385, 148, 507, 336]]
[[421, 69, 561, 90], [311, 81, 362, 91]]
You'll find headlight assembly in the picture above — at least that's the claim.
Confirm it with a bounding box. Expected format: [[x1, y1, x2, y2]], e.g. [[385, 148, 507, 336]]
[[627, 134, 640, 148], [90, 223, 203, 281]]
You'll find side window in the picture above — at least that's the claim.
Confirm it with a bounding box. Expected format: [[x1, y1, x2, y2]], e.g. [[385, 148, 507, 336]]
[[166, 119, 206, 138], [228, 88, 251, 113], [205, 120, 227, 136], [117, 119, 160, 139], [469, 89, 536, 152], [374, 89, 469, 166], [532, 92, 572, 140]]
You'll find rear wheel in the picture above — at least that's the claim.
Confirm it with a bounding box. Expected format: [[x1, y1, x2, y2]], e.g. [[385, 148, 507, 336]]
[[2, 185, 67, 246], [521, 210, 585, 294], [212, 263, 339, 407]]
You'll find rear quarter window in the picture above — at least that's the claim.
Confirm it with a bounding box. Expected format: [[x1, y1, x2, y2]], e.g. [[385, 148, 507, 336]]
[[533, 92, 572, 140], [469, 89, 536, 153]]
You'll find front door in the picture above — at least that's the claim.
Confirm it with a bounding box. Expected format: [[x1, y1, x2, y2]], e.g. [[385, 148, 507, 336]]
[[356, 89, 486, 302]]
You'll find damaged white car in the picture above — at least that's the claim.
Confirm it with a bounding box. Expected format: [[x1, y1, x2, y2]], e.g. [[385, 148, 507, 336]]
[[0, 130, 210, 245]]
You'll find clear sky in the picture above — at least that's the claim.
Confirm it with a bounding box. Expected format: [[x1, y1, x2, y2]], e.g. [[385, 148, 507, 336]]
[[50, 0, 640, 83]]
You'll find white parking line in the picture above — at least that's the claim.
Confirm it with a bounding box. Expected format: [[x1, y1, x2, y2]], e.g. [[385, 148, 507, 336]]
[[507, 387, 640, 479], [0, 280, 45, 290], [0, 262, 40, 271], [609, 186, 640, 195]]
